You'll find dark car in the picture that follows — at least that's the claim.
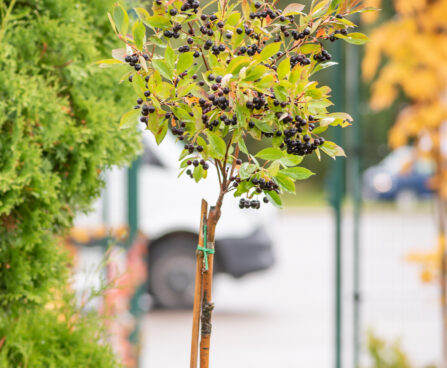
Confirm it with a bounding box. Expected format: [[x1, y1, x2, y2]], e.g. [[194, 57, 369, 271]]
[[363, 146, 434, 205]]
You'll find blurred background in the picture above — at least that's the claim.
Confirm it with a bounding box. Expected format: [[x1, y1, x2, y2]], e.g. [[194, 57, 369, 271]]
[[18, 0, 444, 367]]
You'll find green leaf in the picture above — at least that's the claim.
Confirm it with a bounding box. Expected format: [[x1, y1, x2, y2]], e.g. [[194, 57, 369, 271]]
[[108, 12, 117, 33], [312, 125, 328, 134], [256, 148, 284, 161], [228, 56, 250, 75], [299, 43, 321, 54], [265, 190, 283, 208], [152, 59, 173, 80], [227, 12, 241, 26], [95, 59, 125, 68], [311, 61, 338, 75], [253, 119, 273, 133], [177, 52, 194, 73], [197, 136, 209, 160], [273, 85, 288, 102], [268, 161, 280, 176], [119, 109, 140, 129], [193, 165, 204, 183], [132, 20, 146, 50], [148, 115, 168, 144], [329, 0, 342, 10], [113, 4, 129, 36], [234, 180, 254, 197], [238, 138, 249, 155], [279, 167, 314, 180], [259, 42, 281, 62], [207, 133, 226, 159], [320, 141, 346, 158], [165, 46, 175, 70], [335, 32, 369, 45], [280, 154, 303, 167], [145, 15, 171, 29], [277, 57, 290, 80], [239, 163, 257, 180], [134, 7, 150, 21], [275, 173, 295, 193], [132, 73, 146, 97]]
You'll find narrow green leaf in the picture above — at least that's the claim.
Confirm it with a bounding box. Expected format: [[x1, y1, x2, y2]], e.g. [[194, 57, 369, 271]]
[[275, 173, 296, 193], [280, 154, 303, 167], [132, 20, 146, 50], [207, 133, 226, 159], [277, 57, 290, 80], [95, 59, 125, 68], [239, 163, 257, 180], [113, 4, 129, 36], [134, 7, 150, 20], [320, 141, 346, 158], [335, 32, 369, 45], [119, 109, 141, 129], [152, 59, 173, 80], [148, 115, 168, 144], [193, 165, 204, 182], [132, 73, 146, 97], [177, 52, 194, 73], [279, 167, 314, 180], [145, 15, 171, 29], [256, 147, 284, 160], [165, 46, 175, 70], [238, 138, 249, 155], [259, 42, 281, 62], [265, 190, 283, 208], [253, 119, 273, 133]]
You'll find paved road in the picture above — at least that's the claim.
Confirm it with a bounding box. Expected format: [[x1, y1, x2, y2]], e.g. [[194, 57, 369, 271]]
[[140, 208, 440, 368]]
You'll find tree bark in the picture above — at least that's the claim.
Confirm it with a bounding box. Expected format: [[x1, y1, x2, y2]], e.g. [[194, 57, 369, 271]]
[[190, 200, 208, 368]]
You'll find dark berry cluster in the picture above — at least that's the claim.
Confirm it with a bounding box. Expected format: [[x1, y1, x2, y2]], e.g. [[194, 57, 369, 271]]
[[239, 198, 261, 209], [313, 49, 332, 62], [238, 195, 270, 209], [186, 158, 209, 171], [180, 0, 200, 12], [277, 115, 325, 156], [124, 53, 148, 71]]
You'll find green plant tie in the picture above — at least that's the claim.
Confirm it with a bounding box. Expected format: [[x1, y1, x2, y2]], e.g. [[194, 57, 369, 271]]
[[197, 224, 214, 271]]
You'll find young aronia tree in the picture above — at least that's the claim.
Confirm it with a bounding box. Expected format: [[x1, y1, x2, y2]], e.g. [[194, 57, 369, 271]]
[[99, 0, 370, 366]]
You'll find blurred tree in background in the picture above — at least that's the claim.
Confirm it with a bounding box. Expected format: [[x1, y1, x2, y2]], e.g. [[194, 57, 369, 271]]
[[0, 0, 140, 366], [364, 0, 447, 366]]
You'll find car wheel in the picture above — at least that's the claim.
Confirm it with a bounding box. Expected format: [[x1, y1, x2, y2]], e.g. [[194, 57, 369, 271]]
[[396, 189, 418, 211], [149, 235, 197, 309]]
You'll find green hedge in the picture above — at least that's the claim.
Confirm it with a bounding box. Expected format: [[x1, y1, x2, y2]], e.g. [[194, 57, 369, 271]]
[[0, 0, 140, 366]]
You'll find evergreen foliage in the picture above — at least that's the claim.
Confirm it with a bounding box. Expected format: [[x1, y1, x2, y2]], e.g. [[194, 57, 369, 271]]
[[0, 0, 140, 366]]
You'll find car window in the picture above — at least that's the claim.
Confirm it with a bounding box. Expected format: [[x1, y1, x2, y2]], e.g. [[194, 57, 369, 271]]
[[141, 142, 164, 167]]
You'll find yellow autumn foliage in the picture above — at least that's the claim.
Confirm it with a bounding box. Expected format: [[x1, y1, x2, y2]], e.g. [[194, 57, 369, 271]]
[[364, 0, 447, 285], [363, 0, 447, 152]]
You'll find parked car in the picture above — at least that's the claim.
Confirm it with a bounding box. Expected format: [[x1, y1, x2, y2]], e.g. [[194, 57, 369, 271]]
[[363, 146, 434, 205], [74, 132, 276, 309]]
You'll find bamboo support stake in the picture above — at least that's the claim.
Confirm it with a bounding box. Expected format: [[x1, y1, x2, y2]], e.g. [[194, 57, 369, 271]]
[[199, 204, 221, 368], [190, 199, 208, 368]]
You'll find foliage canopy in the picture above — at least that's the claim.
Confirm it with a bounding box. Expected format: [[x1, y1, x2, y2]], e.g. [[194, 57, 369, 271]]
[[105, 0, 371, 209]]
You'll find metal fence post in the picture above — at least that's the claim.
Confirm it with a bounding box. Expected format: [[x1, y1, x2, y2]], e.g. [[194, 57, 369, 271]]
[[327, 40, 346, 368]]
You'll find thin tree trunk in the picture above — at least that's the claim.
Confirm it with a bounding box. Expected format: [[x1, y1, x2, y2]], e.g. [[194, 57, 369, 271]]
[[199, 190, 224, 368], [190, 200, 208, 368]]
